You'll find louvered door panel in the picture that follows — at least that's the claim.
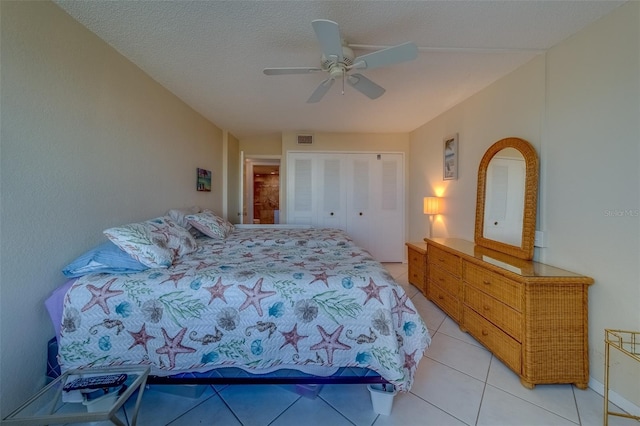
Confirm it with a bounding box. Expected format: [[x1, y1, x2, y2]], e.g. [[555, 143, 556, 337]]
[[318, 156, 346, 229], [287, 152, 404, 261], [346, 156, 372, 254], [287, 155, 315, 225], [373, 155, 404, 261]]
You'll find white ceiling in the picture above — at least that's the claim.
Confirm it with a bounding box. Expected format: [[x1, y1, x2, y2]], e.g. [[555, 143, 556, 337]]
[[54, 1, 625, 139]]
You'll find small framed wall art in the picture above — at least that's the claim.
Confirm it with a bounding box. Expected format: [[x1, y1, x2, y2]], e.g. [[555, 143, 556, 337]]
[[443, 133, 458, 180], [197, 168, 211, 192]]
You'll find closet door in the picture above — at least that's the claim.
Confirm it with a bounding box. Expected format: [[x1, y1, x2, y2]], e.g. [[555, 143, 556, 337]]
[[346, 155, 373, 254], [287, 152, 404, 262], [346, 153, 404, 262], [286, 154, 315, 225], [317, 156, 346, 229], [373, 154, 404, 262]]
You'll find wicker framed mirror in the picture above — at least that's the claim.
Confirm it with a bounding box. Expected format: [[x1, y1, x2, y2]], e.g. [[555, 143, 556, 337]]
[[474, 137, 539, 260]]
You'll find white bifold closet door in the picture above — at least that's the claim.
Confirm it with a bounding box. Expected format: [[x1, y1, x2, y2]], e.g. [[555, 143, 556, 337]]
[[287, 152, 404, 262], [319, 156, 346, 229]]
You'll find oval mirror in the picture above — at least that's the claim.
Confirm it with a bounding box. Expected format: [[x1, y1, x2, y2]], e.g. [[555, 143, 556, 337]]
[[474, 137, 539, 260]]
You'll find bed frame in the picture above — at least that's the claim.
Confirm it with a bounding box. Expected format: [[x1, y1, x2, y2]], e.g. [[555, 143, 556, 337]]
[[145, 369, 388, 386], [47, 338, 388, 389]]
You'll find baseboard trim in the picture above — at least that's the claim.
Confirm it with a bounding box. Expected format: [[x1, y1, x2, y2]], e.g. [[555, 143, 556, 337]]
[[588, 377, 640, 418]]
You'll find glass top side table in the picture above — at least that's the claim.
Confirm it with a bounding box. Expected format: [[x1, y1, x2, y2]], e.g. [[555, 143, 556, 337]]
[[3, 366, 150, 426]]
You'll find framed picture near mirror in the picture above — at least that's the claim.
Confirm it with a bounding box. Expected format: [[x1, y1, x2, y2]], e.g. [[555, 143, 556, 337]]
[[443, 133, 458, 180]]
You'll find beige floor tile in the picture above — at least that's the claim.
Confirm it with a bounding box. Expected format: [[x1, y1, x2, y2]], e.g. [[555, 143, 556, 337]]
[[409, 357, 485, 425], [477, 385, 578, 426], [426, 332, 492, 382]]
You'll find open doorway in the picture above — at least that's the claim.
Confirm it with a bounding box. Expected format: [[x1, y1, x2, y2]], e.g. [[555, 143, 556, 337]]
[[244, 158, 280, 224]]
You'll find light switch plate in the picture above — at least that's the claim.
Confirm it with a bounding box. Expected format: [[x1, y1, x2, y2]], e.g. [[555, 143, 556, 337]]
[[534, 231, 545, 247]]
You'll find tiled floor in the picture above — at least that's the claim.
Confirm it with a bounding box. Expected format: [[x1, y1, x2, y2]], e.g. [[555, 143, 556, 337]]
[[101, 263, 632, 426]]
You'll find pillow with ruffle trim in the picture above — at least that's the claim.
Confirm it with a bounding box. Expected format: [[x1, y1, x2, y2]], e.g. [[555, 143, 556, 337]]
[[104, 216, 196, 268], [185, 211, 235, 239], [167, 206, 201, 228]]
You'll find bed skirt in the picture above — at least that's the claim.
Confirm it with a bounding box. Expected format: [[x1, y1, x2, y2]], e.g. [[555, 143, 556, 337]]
[[47, 337, 387, 388]]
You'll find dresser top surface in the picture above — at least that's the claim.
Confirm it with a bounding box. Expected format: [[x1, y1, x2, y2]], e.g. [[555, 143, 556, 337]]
[[425, 238, 593, 282], [406, 241, 428, 253]]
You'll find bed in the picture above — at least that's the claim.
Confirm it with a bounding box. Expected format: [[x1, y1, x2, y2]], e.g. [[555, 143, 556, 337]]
[[48, 211, 430, 394]]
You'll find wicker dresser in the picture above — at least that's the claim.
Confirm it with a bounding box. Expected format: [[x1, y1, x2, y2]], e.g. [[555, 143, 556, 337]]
[[406, 242, 428, 295], [424, 237, 594, 389]]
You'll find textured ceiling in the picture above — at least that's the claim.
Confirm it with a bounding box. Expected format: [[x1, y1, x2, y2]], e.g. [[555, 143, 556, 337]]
[[54, 1, 625, 139]]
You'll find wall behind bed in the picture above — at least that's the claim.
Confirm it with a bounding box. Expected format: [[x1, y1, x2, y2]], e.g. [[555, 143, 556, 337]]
[[0, 1, 226, 416]]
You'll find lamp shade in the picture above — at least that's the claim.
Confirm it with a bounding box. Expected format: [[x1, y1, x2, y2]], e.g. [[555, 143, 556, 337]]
[[423, 197, 440, 215]]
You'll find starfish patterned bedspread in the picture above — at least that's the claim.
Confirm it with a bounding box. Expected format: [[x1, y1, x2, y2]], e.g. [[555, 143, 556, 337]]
[[57, 228, 431, 391]]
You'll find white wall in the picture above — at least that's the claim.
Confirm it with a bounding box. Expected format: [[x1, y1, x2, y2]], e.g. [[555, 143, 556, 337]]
[[543, 1, 639, 406], [239, 133, 283, 156], [409, 1, 639, 409], [408, 55, 545, 243], [0, 1, 224, 416]]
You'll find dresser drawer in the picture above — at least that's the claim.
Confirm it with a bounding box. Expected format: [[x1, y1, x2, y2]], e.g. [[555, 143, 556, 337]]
[[409, 268, 426, 287], [429, 265, 461, 297], [408, 247, 426, 269], [428, 283, 461, 322], [464, 307, 521, 373], [464, 284, 522, 341], [409, 267, 426, 291], [407, 247, 426, 290], [463, 262, 522, 311], [408, 253, 425, 275], [428, 246, 461, 278]]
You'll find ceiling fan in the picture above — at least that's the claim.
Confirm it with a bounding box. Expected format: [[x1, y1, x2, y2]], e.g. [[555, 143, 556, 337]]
[[263, 19, 418, 103]]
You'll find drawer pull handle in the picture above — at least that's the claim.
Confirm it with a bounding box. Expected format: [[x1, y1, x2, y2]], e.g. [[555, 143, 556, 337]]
[[483, 280, 491, 285], [482, 330, 489, 336], [438, 258, 445, 262], [483, 305, 490, 311], [438, 295, 444, 300], [438, 278, 445, 282]]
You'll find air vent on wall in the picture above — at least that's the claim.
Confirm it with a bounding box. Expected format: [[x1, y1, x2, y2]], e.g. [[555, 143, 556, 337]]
[[297, 134, 314, 145]]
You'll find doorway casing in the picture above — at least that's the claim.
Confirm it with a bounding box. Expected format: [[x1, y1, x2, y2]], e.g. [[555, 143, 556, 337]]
[[243, 156, 281, 224]]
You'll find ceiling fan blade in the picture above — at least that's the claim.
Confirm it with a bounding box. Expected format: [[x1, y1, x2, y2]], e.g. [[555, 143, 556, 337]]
[[347, 74, 386, 100], [312, 19, 343, 62], [263, 67, 322, 76], [307, 78, 335, 103], [351, 42, 418, 70]]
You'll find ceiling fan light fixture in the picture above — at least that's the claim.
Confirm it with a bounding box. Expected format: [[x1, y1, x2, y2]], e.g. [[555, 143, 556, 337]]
[[328, 66, 345, 80]]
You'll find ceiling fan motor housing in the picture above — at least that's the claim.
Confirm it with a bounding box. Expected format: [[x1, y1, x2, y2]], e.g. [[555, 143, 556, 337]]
[[321, 45, 355, 70]]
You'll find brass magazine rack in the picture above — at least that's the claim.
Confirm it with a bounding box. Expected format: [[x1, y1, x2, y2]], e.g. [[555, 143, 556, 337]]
[[603, 329, 640, 426]]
